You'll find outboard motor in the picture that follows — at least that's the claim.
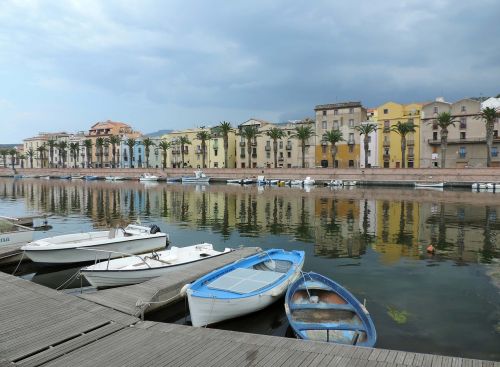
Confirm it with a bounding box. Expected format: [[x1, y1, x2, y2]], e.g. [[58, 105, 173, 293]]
[[149, 224, 161, 234]]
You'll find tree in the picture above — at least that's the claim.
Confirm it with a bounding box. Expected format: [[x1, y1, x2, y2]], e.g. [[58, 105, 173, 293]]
[[178, 136, 191, 168], [433, 112, 458, 168], [196, 130, 211, 168], [354, 123, 378, 168], [239, 126, 260, 168], [142, 137, 156, 168], [476, 107, 500, 167], [0, 149, 7, 168], [69, 142, 79, 168], [57, 141, 68, 168], [158, 140, 171, 169], [107, 135, 121, 168], [266, 127, 285, 168], [8, 149, 16, 169], [292, 125, 315, 168], [26, 148, 35, 168], [19, 154, 25, 168], [390, 120, 418, 168], [47, 139, 57, 168], [218, 121, 233, 168], [84, 139, 93, 168], [95, 137, 105, 168], [125, 138, 136, 169], [323, 130, 344, 168], [36, 144, 47, 168]]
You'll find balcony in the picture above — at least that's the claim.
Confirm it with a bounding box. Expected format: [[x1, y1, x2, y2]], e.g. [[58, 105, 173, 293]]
[[428, 138, 485, 145], [383, 141, 390, 147], [286, 145, 292, 150], [383, 127, 390, 133], [240, 154, 246, 158], [407, 153, 414, 160], [252, 153, 257, 158], [347, 139, 355, 145], [251, 141, 257, 146], [407, 139, 414, 146], [278, 157, 284, 162], [383, 154, 390, 161], [239, 142, 245, 147], [265, 145, 271, 151], [321, 141, 328, 146]]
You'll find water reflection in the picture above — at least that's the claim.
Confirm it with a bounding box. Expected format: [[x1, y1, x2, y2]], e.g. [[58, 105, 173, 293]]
[[0, 179, 498, 264]]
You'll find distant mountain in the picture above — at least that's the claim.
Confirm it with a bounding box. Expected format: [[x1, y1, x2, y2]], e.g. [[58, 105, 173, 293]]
[[143, 129, 172, 137]]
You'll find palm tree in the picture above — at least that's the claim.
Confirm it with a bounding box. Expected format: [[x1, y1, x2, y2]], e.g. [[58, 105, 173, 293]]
[[95, 137, 105, 168], [8, 149, 17, 169], [0, 149, 7, 168], [476, 107, 500, 167], [142, 137, 156, 168], [36, 144, 47, 168], [196, 130, 211, 168], [69, 142, 79, 168], [125, 138, 136, 168], [354, 123, 378, 168], [433, 112, 458, 168], [158, 140, 171, 169], [219, 121, 233, 168], [390, 120, 418, 168], [19, 154, 25, 168], [292, 125, 315, 168], [107, 135, 121, 168], [84, 139, 93, 168], [26, 148, 35, 168], [57, 141, 68, 168], [239, 126, 260, 168], [266, 127, 285, 168], [47, 139, 57, 168], [178, 136, 191, 168], [323, 130, 344, 168]]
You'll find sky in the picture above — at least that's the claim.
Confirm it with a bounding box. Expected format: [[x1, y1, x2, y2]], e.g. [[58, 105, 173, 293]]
[[0, 0, 499, 143]]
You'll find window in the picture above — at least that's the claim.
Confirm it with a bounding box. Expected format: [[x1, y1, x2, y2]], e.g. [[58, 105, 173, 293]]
[[214, 162, 218, 168], [368, 136, 372, 143], [349, 119, 354, 127], [494, 130, 499, 138], [334, 110, 338, 115], [279, 152, 283, 158], [460, 132, 466, 140], [214, 149, 218, 157], [333, 121, 339, 129], [348, 145, 354, 153], [434, 106, 438, 114], [322, 121, 327, 129], [322, 110, 326, 116], [266, 152, 270, 158], [349, 133, 354, 142], [492, 147, 498, 157], [408, 147, 414, 156], [322, 145, 327, 153], [460, 117, 467, 129], [287, 151, 291, 158], [348, 160, 354, 167], [279, 141, 283, 149], [384, 120, 390, 129], [368, 150, 371, 157], [349, 108, 354, 114], [433, 132, 438, 140], [459, 147, 466, 158], [383, 109, 388, 114], [461, 105, 466, 112]]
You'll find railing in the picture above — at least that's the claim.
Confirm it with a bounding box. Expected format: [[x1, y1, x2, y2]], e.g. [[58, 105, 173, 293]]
[[286, 145, 292, 150], [252, 153, 257, 158], [383, 141, 390, 147], [347, 139, 355, 145], [427, 138, 485, 144], [265, 146, 271, 151], [239, 142, 245, 147], [407, 139, 414, 146], [240, 154, 246, 158], [383, 154, 390, 161]]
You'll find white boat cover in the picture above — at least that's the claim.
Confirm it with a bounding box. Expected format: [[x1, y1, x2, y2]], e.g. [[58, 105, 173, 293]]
[[207, 268, 284, 294]]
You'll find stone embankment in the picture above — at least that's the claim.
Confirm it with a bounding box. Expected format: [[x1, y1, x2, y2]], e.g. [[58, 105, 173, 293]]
[[1, 167, 499, 186]]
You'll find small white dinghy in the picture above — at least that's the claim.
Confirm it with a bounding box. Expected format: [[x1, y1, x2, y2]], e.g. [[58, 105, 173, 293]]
[[81, 243, 232, 288], [21, 224, 168, 264], [139, 173, 159, 181]]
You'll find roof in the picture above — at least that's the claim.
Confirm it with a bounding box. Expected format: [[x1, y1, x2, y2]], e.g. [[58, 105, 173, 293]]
[[314, 101, 362, 110], [89, 120, 131, 129]]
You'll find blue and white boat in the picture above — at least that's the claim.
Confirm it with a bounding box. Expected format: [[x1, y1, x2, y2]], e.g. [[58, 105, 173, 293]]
[[181, 170, 210, 184], [186, 248, 305, 327], [285, 272, 377, 347], [84, 175, 98, 181]]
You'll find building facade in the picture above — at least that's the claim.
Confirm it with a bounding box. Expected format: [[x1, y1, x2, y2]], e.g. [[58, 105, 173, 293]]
[[420, 98, 491, 168], [314, 102, 367, 168], [359, 109, 379, 168], [376, 102, 422, 168]]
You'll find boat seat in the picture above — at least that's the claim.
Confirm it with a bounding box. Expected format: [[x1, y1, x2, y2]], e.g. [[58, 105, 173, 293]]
[[108, 228, 116, 239], [292, 321, 366, 332], [289, 303, 355, 312]]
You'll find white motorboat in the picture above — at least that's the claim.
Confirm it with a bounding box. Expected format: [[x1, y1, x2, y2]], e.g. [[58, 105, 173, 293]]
[[303, 177, 315, 186], [71, 175, 84, 180], [81, 243, 233, 288], [106, 176, 125, 181], [257, 175, 266, 185], [343, 180, 357, 186], [242, 178, 254, 185], [0, 219, 34, 246], [40, 176, 50, 180], [139, 173, 159, 181], [185, 249, 305, 327], [414, 182, 444, 188], [181, 170, 210, 183], [21, 224, 168, 264], [290, 179, 303, 186], [327, 179, 343, 187], [226, 179, 242, 184]]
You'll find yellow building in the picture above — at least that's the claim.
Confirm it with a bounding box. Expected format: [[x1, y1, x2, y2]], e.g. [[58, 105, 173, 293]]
[[163, 127, 237, 168], [376, 102, 422, 168]]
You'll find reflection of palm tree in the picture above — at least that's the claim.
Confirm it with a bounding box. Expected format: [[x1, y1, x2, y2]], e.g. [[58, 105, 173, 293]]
[[221, 193, 230, 238], [437, 203, 447, 249], [482, 206, 495, 262], [295, 196, 313, 242]]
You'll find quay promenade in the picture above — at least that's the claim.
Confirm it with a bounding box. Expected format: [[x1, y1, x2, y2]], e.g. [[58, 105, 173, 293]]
[[2, 167, 500, 185], [1, 271, 498, 366]]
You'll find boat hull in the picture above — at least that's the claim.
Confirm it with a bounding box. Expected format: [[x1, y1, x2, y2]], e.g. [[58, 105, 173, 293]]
[[23, 235, 166, 264], [181, 178, 210, 183]]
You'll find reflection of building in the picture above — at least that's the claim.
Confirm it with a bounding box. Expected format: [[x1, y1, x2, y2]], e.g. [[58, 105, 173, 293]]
[[376, 102, 422, 168], [236, 118, 315, 169], [315, 102, 367, 168]]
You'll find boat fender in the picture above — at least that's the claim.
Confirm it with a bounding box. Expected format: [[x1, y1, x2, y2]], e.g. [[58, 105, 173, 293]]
[[149, 224, 161, 234], [426, 244, 435, 254], [180, 284, 190, 297]]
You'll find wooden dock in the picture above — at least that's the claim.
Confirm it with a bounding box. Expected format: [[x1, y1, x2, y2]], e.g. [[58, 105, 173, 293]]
[[0, 243, 25, 265], [0, 271, 498, 366], [79, 247, 261, 317]]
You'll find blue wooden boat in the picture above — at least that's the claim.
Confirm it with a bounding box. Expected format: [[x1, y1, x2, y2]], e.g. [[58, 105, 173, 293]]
[[186, 249, 305, 327], [84, 175, 98, 181], [285, 272, 377, 347]]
